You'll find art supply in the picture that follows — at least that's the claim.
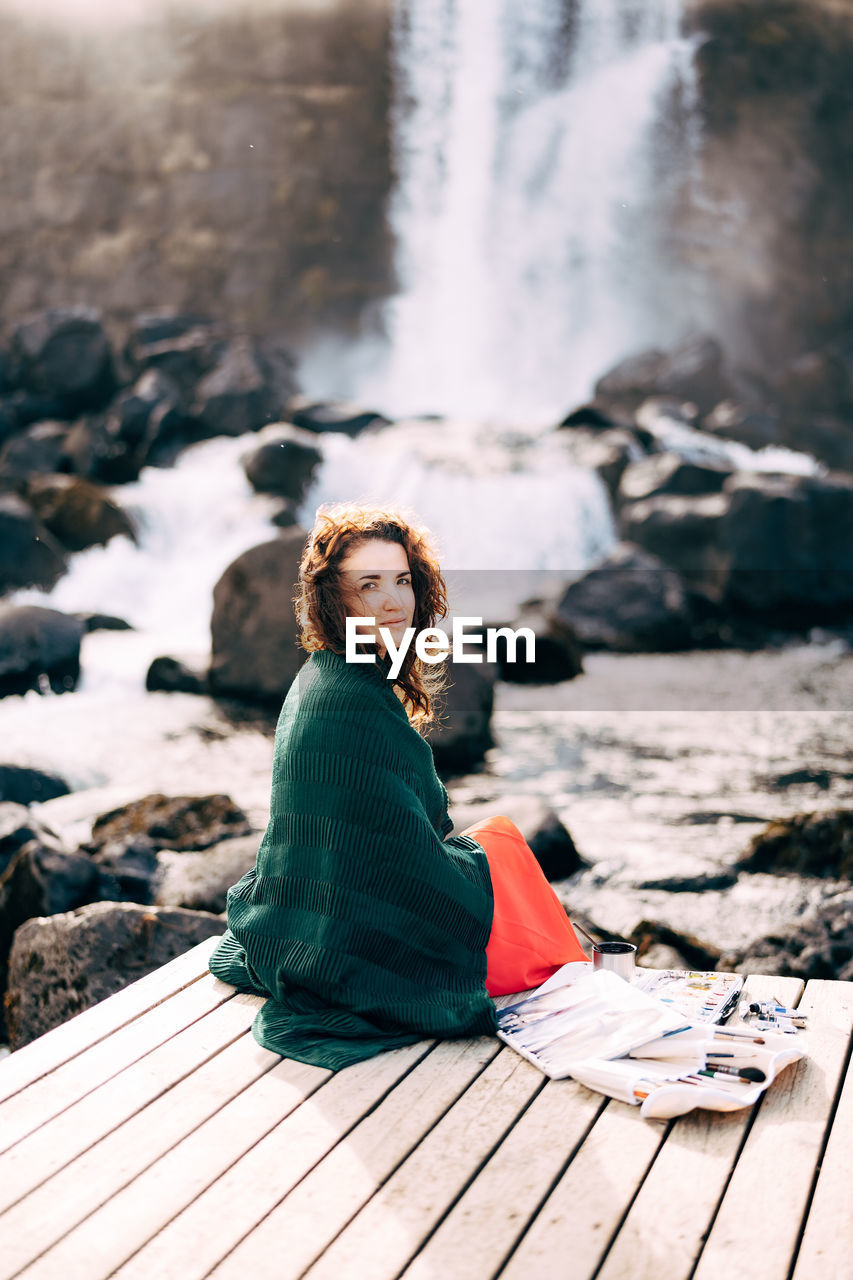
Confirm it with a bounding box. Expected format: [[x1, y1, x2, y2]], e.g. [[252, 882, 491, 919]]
[[572, 921, 599, 950], [634, 969, 744, 1024], [592, 941, 637, 981], [697, 1065, 766, 1083]]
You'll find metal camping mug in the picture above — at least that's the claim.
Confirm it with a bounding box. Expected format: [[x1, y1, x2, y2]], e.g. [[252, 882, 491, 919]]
[[591, 941, 637, 981]]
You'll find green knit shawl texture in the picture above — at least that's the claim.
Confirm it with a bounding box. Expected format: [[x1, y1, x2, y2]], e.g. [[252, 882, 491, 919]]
[[209, 648, 497, 1070]]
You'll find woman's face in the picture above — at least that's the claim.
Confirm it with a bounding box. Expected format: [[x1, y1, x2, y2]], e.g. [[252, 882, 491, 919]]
[[338, 538, 416, 658]]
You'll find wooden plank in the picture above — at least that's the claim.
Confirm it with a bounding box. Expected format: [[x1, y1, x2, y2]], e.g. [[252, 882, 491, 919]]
[[500, 1098, 667, 1280], [0, 935, 219, 1106], [0, 970, 235, 1156], [595, 974, 804, 1280], [20, 1039, 426, 1280], [122, 1037, 493, 1280], [692, 979, 853, 1280], [0, 1023, 279, 1279], [793, 999, 853, 1279], [0, 992, 262, 1221], [299, 1047, 546, 1280], [399, 1076, 608, 1280]]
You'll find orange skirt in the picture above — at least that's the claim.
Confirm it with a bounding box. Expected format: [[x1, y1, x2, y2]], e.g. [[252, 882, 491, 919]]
[[460, 814, 588, 996]]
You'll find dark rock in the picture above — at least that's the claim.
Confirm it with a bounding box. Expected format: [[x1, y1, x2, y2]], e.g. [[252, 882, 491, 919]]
[[718, 471, 853, 619], [523, 805, 587, 882], [0, 605, 83, 697], [9, 307, 115, 412], [146, 656, 209, 696], [617, 453, 733, 506], [702, 400, 781, 451], [0, 495, 67, 596], [552, 543, 694, 652], [86, 793, 251, 859], [0, 391, 66, 434], [596, 336, 733, 416], [190, 337, 275, 438], [89, 839, 161, 903], [241, 423, 323, 501], [4, 901, 225, 1049], [0, 804, 63, 875], [777, 413, 853, 474], [723, 892, 853, 983], [619, 492, 729, 585], [209, 530, 306, 702], [75, 613, 134, 633], [286, 396, 389, 436], [99, 368, 188, 471], [124, 315, 225, 394], [0, 420, 70, 480], [270, 499, 300, 528], [0, 764, 70, 806], [490, 608, 583, 685], [628, 919, 722, 971], [427, 662, 496, 775], [154, 834, 259, 913], [594, 347, 667, 406], [735, 810, 853, 880], [0, 840, 106, 1036], [636, 871, 739, 893], [22, 474, 136, 552], [557, 402, 622, 430]]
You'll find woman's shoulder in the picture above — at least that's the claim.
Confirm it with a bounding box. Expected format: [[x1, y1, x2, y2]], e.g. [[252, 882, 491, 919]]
[[279, 649, 406, 742]]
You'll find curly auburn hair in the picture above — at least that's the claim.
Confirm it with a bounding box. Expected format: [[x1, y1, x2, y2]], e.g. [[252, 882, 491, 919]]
[[295, 502, 449, 725]]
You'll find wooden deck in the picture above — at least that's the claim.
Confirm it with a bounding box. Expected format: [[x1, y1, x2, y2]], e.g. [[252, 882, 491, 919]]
[[0, 937, 850, 1280]]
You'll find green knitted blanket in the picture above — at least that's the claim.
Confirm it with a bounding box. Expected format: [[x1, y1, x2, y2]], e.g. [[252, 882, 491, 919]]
[[209, 648, 497, 1069]]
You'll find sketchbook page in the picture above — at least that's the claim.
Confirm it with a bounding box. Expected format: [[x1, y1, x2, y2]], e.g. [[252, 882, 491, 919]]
[[632, 969, 744, 1023], [534, 960, 593, 995], [496, 969, 687, 1078]]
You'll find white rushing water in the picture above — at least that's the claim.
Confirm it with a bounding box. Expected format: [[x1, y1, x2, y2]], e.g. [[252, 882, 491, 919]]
[[341, 0, 701, 421]]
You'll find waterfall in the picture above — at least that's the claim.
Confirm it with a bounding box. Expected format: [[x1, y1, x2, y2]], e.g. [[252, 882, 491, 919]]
[[349, 0, 700, 422]]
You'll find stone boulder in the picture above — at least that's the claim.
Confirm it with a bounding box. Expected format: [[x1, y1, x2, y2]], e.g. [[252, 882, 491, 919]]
[[9, 307, 115, 413], [0, 495, 67, 596], [489, 607, 583, 685], [124, 314, 226, 392], [145, 656, 210, 695], [0, 763, 70, 806], [209, 530, 306, 702], [286, 396, 389, 437], [0, 605, 83, 697], [154, 833, 258, 914], [22, 474, 136, 552], [723, 892, 853, 983], [4, 901, 225, 1049], [0, 804, 63, 875], [718, 471, 853, 618], [629, 919, 722, 973], [95, 368, 188, 473], [86, 793, 252, 858], [735, 810, 853, 880], [617, 453, 733, 507], [552, 543, 694, 652], [0, 419, 70, 481], [427, 661, 496, 775], [449, 795, 586, 882], [558, 403, 625, 431], [0, 390, 65, 436], [241, 423, 323, 502], [0, 840, 107, 1036], [595, 335, 733, 416], [190, 337, 276, 438], [619, 492, 729, 587]]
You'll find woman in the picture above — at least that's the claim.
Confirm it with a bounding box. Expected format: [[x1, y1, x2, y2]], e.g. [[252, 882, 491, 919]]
[[209, 503, 586, 1069]]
